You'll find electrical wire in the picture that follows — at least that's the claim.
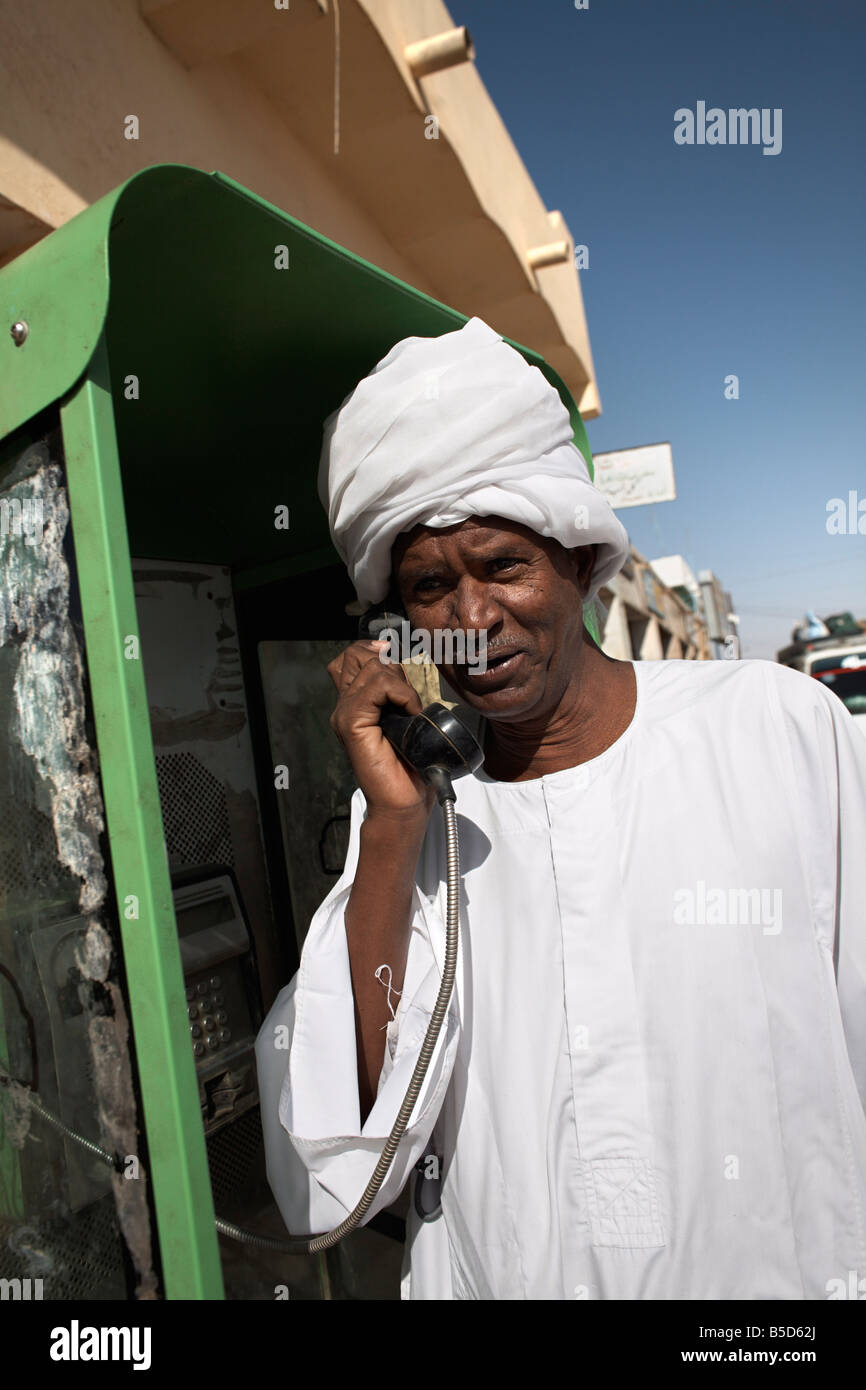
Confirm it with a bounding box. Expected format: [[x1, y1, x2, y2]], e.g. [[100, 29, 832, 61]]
[[0, 1061, 121, 1169]]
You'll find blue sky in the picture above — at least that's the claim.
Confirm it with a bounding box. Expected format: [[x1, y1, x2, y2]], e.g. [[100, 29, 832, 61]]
[[454, 0, 865, 656]]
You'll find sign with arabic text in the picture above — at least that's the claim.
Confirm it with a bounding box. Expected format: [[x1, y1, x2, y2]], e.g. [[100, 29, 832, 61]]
[[592, 442, 676, 509]]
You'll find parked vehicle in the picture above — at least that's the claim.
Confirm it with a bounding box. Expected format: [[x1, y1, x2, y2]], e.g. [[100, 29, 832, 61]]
[[777, 613, 866, 737]]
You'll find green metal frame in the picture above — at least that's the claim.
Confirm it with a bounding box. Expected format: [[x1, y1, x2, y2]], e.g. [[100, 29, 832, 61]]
[[60, 337, 223, 1299]]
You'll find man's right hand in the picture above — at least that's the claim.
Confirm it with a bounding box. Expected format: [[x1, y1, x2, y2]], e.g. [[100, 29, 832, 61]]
[[327, 640, 436, 822], [328, 640, 436, 1123]]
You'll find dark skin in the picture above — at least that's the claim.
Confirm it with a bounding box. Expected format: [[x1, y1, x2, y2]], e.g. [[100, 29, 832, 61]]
[[327, 515, 636, 1122], [391, 515, 636, 780]]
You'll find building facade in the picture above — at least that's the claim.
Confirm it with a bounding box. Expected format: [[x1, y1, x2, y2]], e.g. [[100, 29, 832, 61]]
[[598, 548, 715, 662]]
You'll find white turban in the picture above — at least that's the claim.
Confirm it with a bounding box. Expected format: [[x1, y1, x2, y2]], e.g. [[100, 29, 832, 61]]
[[318, 316, 629, 606]]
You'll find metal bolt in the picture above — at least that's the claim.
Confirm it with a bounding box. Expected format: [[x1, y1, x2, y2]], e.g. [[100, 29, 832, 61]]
[[10, 320, 29, 346]]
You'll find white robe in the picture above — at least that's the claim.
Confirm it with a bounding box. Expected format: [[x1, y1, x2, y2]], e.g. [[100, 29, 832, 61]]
[[255, 658, 866, 1300]]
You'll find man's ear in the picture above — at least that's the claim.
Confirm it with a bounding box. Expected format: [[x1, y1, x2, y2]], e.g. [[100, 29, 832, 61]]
[[571, 544, 597, 598], [358, 580, 408, 639]]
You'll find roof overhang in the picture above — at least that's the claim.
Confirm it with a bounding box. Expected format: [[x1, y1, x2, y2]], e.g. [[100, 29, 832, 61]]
[[140, 0, 601, 417]]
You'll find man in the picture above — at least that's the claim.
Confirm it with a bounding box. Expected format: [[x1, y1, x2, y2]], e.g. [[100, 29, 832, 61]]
[[256, 316, 866, 1300]]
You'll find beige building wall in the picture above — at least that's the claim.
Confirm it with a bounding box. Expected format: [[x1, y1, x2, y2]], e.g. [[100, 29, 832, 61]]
[[0, 0, 601, 416], [598, 548, 713, 662]]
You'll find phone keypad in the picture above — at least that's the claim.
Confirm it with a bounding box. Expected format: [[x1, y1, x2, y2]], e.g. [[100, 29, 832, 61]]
[[187, 974, 235, 1061]]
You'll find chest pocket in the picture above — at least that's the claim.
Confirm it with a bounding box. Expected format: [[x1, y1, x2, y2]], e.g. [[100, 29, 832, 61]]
[[581, 1155, 665, 1248]]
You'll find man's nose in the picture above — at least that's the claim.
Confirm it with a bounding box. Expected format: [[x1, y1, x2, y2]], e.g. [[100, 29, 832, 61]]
[[446, 577, 504, 636]]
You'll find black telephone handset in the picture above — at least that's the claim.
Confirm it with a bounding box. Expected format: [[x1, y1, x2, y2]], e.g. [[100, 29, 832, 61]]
[[379, 699, 483, 787], [358, 602, 484, 800]]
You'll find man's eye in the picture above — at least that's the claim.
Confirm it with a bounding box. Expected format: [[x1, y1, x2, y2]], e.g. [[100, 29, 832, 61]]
[[490, 557, 523, 571]]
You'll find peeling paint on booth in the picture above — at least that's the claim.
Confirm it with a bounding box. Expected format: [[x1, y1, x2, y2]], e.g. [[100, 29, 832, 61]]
[[0, 449, 106, 914], [0, 436, 158, 1298]]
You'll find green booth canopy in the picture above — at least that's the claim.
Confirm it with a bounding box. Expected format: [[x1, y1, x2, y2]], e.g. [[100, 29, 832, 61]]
[[1, 163, 596, 587]]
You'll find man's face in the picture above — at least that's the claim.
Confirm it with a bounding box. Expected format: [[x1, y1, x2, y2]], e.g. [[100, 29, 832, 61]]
[[391, 515, 596, 721]]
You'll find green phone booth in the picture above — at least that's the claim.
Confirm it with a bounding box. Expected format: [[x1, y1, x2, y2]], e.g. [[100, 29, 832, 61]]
[[0, 164, 596, 1300]]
